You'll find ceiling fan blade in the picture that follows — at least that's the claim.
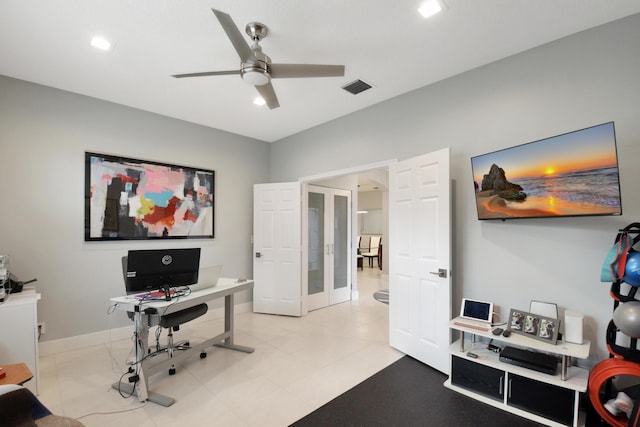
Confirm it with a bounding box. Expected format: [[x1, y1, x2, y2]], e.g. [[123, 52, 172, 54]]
[[172, 70, 240, 78], [270, 64, 345, 79], [211, 9, 255, 63], [255, 82, 280, 109]]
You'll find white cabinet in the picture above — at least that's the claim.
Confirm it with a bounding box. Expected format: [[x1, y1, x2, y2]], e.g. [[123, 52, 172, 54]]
[[445, 317, 590, 427], [0, 288, 40, 394]]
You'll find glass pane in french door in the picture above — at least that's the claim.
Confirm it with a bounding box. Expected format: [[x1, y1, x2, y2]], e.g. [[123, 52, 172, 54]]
[[333, 194, 348, 290], [308, 192, 325, 295]]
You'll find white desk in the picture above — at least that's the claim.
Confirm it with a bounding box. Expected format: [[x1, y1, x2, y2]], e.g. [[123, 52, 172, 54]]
[[0, 287, 40, 395], [110, 278, 254, 406]]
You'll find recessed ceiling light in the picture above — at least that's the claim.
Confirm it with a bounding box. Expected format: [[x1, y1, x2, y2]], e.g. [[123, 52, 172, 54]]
[[91, 36, 111, 51], [418, 0, 443, 18], [253, 97, 266, 106]]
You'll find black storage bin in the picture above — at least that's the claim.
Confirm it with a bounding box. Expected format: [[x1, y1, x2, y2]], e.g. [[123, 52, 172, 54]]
[[508, 373, 574, 426], [451, 356, 504, 402]]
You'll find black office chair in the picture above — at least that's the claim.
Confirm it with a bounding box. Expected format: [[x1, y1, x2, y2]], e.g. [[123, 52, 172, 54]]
[[121, 256, 208, 375], [155, 303, 208, 375]]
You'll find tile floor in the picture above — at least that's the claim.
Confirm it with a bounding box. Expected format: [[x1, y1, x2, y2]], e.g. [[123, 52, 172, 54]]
[[38, 267, 402, 426]]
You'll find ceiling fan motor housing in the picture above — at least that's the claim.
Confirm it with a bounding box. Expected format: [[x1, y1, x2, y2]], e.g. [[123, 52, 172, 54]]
[[241, 49, 271, 86], [241, 62, 270, 86]]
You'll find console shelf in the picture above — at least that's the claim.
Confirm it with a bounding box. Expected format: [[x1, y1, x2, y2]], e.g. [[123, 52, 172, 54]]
[[446, 317, 591, 427]]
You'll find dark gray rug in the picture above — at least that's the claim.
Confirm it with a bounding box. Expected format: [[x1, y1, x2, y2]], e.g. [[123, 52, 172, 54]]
[[290, 356, 544, 427]]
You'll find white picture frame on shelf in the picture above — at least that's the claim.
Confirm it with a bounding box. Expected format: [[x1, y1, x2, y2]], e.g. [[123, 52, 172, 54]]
[[529, 300, 558, 319]]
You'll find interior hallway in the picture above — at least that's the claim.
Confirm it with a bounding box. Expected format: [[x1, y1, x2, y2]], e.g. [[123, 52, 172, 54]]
[[37, 267, 400, 426]]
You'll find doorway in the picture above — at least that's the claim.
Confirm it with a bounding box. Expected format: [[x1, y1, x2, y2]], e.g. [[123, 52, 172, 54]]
[[301, 160, 392, 303], [300, 149, 452, 374], [306, 185, 352, 311]]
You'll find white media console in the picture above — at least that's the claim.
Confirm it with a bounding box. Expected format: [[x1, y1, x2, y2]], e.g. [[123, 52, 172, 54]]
[[445, 317, 591, 427]]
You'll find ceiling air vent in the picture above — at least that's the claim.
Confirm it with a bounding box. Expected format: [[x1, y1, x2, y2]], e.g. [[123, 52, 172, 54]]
[[342, 79, 372, 95]]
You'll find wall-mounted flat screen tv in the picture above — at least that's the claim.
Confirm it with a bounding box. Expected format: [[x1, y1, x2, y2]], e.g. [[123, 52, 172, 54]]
[[471, 122, 622, 220]]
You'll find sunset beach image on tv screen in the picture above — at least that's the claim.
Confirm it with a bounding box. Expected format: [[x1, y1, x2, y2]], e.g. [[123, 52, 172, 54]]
[[471, 122, 622, 220]]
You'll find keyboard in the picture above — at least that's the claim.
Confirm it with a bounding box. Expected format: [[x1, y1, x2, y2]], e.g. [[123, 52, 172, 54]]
[[134, 289, 180, 300], [453, 321, 490, 332]]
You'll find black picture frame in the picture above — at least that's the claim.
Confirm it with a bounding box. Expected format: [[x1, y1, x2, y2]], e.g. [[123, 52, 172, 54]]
[[84, 152, 214, 241]]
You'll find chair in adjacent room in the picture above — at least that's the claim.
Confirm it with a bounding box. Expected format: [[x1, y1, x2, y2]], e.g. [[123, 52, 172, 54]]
[[362, 236, 381, 268], [357, 236, 364, 270]]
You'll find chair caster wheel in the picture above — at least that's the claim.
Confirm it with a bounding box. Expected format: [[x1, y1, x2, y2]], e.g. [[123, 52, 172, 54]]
[[169, 367, 176, 375], [200, 352, 207, 359]]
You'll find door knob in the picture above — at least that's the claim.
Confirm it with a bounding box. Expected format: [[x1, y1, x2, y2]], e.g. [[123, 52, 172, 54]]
[[429, 268, 447, 278]]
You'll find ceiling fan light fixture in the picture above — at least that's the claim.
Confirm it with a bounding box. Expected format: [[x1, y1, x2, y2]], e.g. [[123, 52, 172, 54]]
[[418, 0, 443, 18], [253, 97, 266, 106], [241, 62, 270, 86], [242, 69, 270, 86]]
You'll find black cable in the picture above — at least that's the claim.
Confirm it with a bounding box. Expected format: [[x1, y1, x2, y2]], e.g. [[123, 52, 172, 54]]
[[116, 369, 136, 399]]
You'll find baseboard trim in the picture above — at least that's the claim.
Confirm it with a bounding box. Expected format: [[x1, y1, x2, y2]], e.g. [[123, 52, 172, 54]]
[[38, 301, 253, 357]]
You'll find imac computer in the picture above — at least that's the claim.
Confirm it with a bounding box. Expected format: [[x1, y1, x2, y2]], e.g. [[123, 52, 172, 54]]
[[123, 248, 201, 300]]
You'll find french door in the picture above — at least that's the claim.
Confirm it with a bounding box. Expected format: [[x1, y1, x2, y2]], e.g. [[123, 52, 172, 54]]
[[306, 185, 351, 311]]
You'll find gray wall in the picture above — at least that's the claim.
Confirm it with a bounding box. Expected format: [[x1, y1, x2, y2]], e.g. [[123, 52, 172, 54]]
[[0, 76, 270, 341], [271, 14, 640, 364]]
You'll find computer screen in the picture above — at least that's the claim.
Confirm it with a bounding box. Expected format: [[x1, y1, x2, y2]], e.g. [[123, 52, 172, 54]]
[[123, 248, 201, 296], [460, 298, 493, 323]]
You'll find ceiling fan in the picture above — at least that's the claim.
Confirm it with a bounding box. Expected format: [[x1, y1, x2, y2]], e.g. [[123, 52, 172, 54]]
[[172, 9, 346, 109]]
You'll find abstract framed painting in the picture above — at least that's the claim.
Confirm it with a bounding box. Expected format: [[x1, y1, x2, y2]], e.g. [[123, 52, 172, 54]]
[[85, 152, 214, 241]]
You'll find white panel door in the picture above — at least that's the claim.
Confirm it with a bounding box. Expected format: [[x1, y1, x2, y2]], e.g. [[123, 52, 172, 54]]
[[253, 182, 302, 316], [389, 148, 451, 374]]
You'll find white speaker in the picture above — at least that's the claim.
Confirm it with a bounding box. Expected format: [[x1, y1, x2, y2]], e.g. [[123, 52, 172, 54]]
[[564, 310, 584, 344]]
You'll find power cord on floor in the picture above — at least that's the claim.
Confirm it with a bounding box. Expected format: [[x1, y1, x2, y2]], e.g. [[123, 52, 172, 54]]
[[75, 400, 148, 421], [75, 365, 146, 422]]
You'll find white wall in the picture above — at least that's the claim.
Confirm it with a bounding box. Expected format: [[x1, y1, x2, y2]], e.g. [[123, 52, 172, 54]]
[[0, 76, 270, 341], [358, 191, 383, 211], [358, 191, 383, 234], [270, 14, 640, 365]]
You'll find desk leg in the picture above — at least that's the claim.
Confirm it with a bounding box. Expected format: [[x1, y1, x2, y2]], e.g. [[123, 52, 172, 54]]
[[133, 311, 150, 402], [111, 311, 176, 406], [111, 381, 175, 407], [213, 293, 254, 353]]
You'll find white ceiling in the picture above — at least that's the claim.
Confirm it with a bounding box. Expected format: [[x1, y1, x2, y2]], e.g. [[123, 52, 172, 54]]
[[2, 1, 639, 143]]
